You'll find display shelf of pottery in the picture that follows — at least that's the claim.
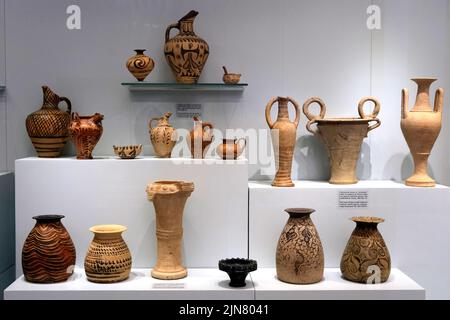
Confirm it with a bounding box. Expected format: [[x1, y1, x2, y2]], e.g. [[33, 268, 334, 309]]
[[303, 96, 381, 184], [84, 225, 132, 283], [218, 258, 257, 287], [266, 97, 300, 187], [187, 117, 214, 159], [216, 138, 246, 160], [340, 217, 391, 284], [68, 113, 104, 159], [113, 145, 142, 159], [146, 180, 194, 280], [25, 86, 72, 158], [222, 66, 241, 84], [22, 215, 76, 283], [149, 112, 177, 158], [276, 208, 324, 284], [401, 78, 443, 187], [121, 82, 248, 92]]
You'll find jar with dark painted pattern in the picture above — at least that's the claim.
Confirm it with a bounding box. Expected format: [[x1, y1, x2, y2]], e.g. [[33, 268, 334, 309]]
[[22, 215, 76, 283], [276, 208, 324, 284], [149, 112, 177, 158], [126, 49, 155, 82], [340, 217, 391, 284], [84, 225, 132, 283]]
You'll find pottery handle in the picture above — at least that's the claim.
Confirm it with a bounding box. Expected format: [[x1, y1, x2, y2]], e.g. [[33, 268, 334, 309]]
[[401, 88, 409, 120], [149, 117, 159, 130], [59, 97, 72, 114], [434, 88, 444, 113], [288, 97, 301, 128], [367, 118, 381, 132], [265, 97, 278, 129], [71, 112, 80, 121], [236, 138, 247, 156], [302, 97, 326, 135], [165, 23, 179, 42], [358, 97, 380, 119]]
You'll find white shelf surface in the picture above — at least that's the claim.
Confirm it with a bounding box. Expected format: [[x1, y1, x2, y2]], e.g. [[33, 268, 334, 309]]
[[4, 268, 254, 300], [249, 180, 449, 189], [4, 268, 423, 300], [251, 268, 425, 300]]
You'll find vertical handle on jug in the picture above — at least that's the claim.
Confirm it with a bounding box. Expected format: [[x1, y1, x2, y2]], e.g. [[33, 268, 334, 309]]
[[59, 97, 72, 115], [401, 88, 409, 120], [302, 97, 326, 135], [287, 97, 301, 128], [265, 97, 279, 129], [165, 23, 179, 42], [358, 97, 381, 132], [434, 88, 444, 113]]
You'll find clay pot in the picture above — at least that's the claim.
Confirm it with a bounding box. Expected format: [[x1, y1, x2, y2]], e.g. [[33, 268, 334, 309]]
[[84, 225, 132, 283], [303, 97, 381, 184], [25, 86, 72, 158], [149, 112, 177, 158], [401, 78, 444, 187], [340, 217, 391, 284], [216, 138, 246, 160], [164, 10, 209, 84], [126, 49, 155, 82], [222, 66, 241, 84], [265, 97, 300, 187], [113, 145, 142, 159], [146, 181, 195, 280], [68, 113, 104, 159], [276, 208, 324, 284], [187, 117, 214, 159], [22, 215, 76, 283], [218, 258, 257, 287]]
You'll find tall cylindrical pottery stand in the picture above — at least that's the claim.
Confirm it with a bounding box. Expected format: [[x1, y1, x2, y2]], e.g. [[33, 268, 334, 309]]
[[146, 181, 195, 280], [303, 97, 381, 184], [401, 78, 444, 187], [265, 97, 300, 187]]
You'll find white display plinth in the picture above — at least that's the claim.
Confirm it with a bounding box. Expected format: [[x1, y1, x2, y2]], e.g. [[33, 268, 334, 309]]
[[4, 268, 254, 300], [15, 157, 248, 275], [251, 268, 425, 300], [249, 180, 450, 271], [4, 268, 423, 300]]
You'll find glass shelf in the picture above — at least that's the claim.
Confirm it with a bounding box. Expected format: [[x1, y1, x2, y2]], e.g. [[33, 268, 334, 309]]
[[121, 82, 248, 92]]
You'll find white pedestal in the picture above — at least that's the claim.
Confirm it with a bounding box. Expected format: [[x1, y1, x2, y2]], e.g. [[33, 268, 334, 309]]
[[4, 268, 254, 300], [251, 268, 425, 300], [15, 157, 248, 275], [249, 180, 450, 270]]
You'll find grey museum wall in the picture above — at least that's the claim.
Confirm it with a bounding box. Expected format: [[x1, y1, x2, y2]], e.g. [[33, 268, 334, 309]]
[[1, 0, 449, 185]]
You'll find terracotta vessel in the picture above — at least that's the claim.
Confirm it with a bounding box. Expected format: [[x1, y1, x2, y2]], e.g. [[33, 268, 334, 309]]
[[265, 97, 300, 187], [68, 113, 104, 159], [22, 215, 76, 283], [222, 66, 241, 84], [84, 225, 132, 283], [303, 97, 381, 184], [218, 258, 257, 287], [149, 112, 177, 158], [276, 208, 324, 284], [401, 78, 444, 187], [25, 86, 72, 158], [126, 49, 154, 82], [164, 10, 209, 84], [187, 116, 214, 158], [146, 181, 195, 280], [216, 138, 246, 160], [340, 217, 391, 284], [113, 145, 142, 159]]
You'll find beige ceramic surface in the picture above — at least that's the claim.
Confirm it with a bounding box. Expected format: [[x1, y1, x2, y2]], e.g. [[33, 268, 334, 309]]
[[401, 78, 443, 187], [266, 97, 300, 187], [222, 66, 241, 84], [68, 113, 104, 160], [149, 112, 177, 158], [25, 86, 72, 158], [84, 224, 132, 283], [187, 117, 214, 159], [113, 145, 142, 159], [146, 181, 195, 280], [126, 49, 155, 82], [340, 217, 391, 284], [164, 10, 209, 84], [303, 97, 381, 184], [276, 208, 324, 284], [216, 138, 246, 160]]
